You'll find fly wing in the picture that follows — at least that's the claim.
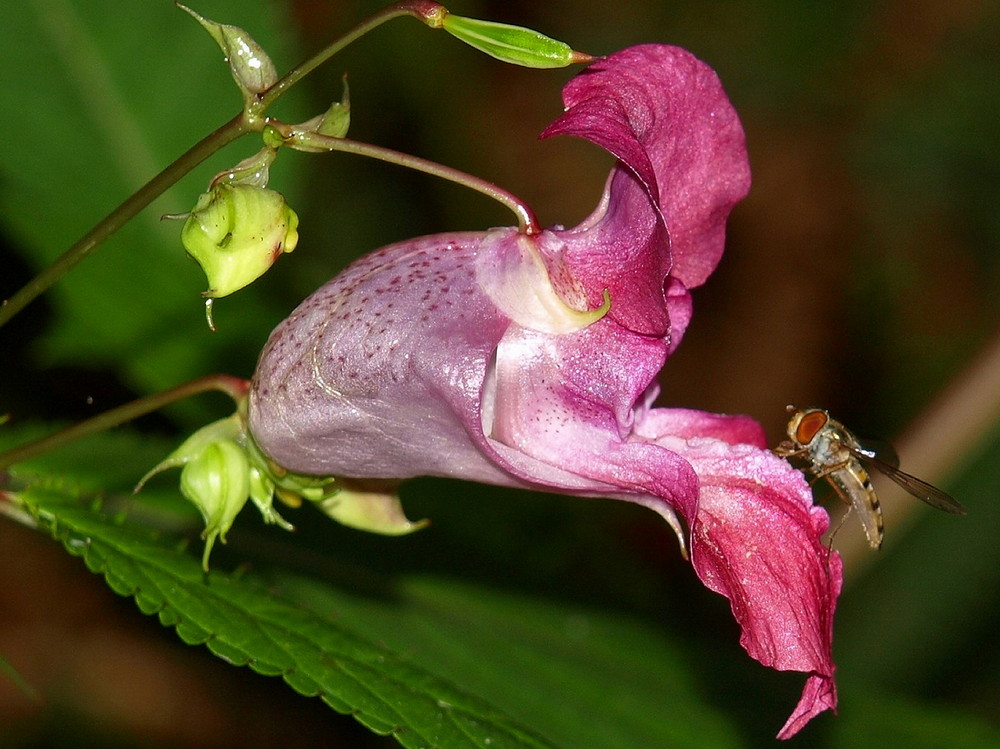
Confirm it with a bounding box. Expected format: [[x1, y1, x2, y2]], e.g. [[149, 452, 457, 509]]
[[853, 436, 899, 468], [857, 451, 968, 515]]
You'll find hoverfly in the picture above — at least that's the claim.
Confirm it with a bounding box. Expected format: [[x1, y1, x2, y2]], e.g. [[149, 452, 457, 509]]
[[775, 405, 966, 549]]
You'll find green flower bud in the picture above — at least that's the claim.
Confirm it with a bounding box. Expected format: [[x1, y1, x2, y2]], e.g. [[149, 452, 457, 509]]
[[179, 439, 250, 570], [441, 15, 591, 69], [181, 183, 299, 299], [262, 81, 351, 154], [307, 78, 351, 140], [179, 4, 278, 111], [137, 412, 302, 569], [282, 82, 352, 153], [137, 407, 424, 570]]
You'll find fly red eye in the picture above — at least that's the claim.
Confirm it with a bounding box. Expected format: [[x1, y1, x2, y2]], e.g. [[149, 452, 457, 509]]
[[795, 409, 828, 444]]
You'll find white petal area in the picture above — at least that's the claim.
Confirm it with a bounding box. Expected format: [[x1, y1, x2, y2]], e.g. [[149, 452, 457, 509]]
[[475, 229, 609, 335]]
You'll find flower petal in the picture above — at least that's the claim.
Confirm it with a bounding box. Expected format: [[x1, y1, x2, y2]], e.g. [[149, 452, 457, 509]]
[[475, 229, 610, 334], [249, 232, 511, 483], [634, 405, 768, 447], [248, 43, 836, 738], [485, 320, 838, 738], [542, 45, 750, 335], [778, 672, 839, 740], [643, 432, 840, 738]]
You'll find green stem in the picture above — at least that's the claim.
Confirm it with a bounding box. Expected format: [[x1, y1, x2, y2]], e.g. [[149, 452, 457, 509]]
[[0, 654, 40, 703], [258, 1, 447, 111], [0, 114, 247, 329], [0, 375, 249, 471], [284, 130, 540, 233]]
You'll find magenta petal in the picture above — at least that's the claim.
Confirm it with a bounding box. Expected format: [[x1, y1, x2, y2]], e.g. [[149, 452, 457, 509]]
[[488, 321, 838, 739], [778, 672, 839, 740], [635, 405, 768, 447], [676, 438, 840, 738], [542, 45, 750, 335], [492, 322, 668, 451]]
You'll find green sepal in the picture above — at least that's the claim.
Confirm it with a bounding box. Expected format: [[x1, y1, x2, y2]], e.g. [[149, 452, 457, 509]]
[[210, 146, 277, 190], [136, 414, 243, 489], [248, 465, 294, 532], [315, 484, 429, 536]]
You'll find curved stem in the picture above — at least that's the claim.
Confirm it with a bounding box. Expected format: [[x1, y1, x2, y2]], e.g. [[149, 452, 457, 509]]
[[0, 115, 248, 328], [259, 1, 446, 110], [301, 133, 540, 233], [0, 375, 249, 471]]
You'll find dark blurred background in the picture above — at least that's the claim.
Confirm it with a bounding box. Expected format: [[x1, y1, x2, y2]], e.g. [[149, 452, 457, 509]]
[[2, 0, 999, 746]]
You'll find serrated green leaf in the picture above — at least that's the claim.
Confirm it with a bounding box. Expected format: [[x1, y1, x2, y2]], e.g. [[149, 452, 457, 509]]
[[14, 485, 556, 749], [2, 423, 743, 747], [275, 574, 741, 749], [0, 422, 177, 491]]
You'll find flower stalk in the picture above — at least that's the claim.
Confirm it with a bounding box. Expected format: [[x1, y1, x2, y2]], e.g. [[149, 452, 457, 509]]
[[265, 124, 540, 233], [0, 375, 248, 471], [258, 1, 448, 110]]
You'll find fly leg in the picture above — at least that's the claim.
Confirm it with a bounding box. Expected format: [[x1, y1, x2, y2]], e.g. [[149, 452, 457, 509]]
[[772, 440, 805, 459], [823, 502, 854, 550]]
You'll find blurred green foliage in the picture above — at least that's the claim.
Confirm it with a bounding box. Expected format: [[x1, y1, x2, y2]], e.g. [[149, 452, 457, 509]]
[[2, 0, 999, 747]]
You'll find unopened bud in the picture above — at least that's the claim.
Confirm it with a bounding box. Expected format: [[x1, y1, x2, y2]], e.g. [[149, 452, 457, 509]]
[[179, 4, 278, 109], [268, 81, 351, 154], [138, 412, 304, 569], [441, 15, 590, 68], [180, 439, 251, 568], [182, 183, 299, 299], [308, 79, 351, 139]]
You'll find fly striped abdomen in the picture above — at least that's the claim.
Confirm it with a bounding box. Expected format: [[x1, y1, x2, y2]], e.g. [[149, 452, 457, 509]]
[[825, 459, 883, 550]]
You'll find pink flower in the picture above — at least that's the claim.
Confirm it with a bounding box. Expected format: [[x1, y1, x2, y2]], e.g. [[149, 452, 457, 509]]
[[248, 45, 840, 737]]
